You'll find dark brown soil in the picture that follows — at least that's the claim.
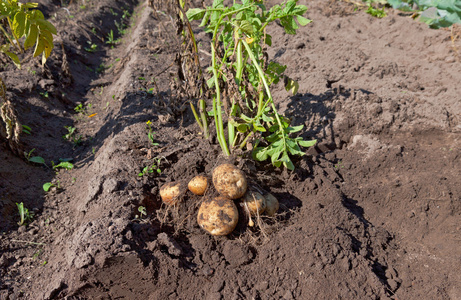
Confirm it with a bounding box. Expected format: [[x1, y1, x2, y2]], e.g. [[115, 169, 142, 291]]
[[1, 0, 460, 299]]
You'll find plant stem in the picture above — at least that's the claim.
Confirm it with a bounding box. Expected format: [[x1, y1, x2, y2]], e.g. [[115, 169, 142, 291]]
[[211, 43, 230, 156], [190, 102, 203, 130], [228, 101, 236, 148], [0, 24, 20, 54], [199, 99, 209, 138], [241, 40, 287, 147]]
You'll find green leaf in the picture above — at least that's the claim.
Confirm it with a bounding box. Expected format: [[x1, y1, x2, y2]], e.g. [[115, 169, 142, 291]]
[[5, 51, 20, 68], [282, 157, 295, 170], [30, 9, 45, 20], [239, 20, 254, 35], [13, 11, 27, 37], [264, 34, 272, 46], [206, 76, 215, 88], [254, 147, 269, 161], [298, 139, 317, 148], [29, 156, 45, 164], [186, 8, 206, 21], [284, 77, 299, 95], [24, 24, 38, 50], [296, 15, 312, 26], [237, 123, 249, 133], [286, 124, 303, 133], [43, 182, 53, 192], [53, 162, 74, 170], [199, 10, 211, 27], [253, 122, 266, 132], [33, 36, 45, 57]]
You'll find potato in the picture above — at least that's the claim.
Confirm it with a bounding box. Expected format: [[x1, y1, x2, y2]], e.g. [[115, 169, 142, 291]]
[[241, 190, 266, 216], [197, 196, 238, 236], [264, 193, 279, 216], [159, 181, 184, 205], [188, 175, 208, 196], [212, 164, 247, 199]]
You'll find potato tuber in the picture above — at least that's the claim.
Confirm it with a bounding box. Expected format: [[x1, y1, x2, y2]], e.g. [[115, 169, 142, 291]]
[[212, 164, 247, 199], [197, 196, 238, 236], [188, 175, 208, 196]]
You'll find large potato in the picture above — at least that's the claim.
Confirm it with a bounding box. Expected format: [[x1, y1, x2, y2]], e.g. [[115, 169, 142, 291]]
[[264, 193, 279, 216], [159, 181, 184, 205], [212, 164, 247, 199], [188, 175, 208, 196], [197, 196, 238, 236], [241, 190, 266, 216]]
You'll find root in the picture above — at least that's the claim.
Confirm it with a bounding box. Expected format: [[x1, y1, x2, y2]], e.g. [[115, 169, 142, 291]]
[[0, 77, 23, 156]]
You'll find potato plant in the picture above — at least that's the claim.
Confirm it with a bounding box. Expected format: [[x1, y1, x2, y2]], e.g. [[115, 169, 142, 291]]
[[0, 0, 57, 152], [187, 0, 317, 170]]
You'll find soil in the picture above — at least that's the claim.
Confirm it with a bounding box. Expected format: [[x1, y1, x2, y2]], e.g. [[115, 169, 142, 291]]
[[1, 0, 460, 299]]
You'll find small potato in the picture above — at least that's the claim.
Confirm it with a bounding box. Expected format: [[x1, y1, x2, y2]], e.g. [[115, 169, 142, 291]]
[[188, 175, 208, 196], [212, 164, 247, 199], [197, 196, 238, 236], [264, 193, 279, 216], [159, 182, 184, 205], [241, 190, 266, 216]]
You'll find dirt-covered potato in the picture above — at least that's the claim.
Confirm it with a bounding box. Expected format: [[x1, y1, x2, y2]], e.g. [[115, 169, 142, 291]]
[[188, 175, 208, 196], [159, 181, 184, 205], [197, 196, 238, 236], [264, 193, 279, 216], [212, 164, 247, 199], [241, 190, 266, 216]]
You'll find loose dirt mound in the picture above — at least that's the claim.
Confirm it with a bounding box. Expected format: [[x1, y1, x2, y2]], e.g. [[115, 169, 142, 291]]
[[1, 0, 460, 299]]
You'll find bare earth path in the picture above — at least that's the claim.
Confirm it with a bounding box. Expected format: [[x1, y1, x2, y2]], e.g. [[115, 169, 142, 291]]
[[0, 0, 460, 299]]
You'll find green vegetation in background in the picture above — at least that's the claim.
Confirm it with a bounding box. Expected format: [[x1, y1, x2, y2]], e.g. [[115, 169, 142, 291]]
[[367, 0, 461, 28]]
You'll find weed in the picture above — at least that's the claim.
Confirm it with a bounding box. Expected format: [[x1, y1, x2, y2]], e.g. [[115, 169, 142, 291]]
[[16, 202, 34, 226], [145, 120, 159, 146], [96, 63, 107, 73], [24, 148, 45, 165], [63, 126, 83, 146], [33, 249, 43, 259], [39, 91, 49, 98], [43, 181, 60, 192], [21, 124, 31, 135], [52, 161, 74, 170], [106, 29, 120, 46], [334, 161, 344, 169], [74, 103, 92, 116], [366, 4, 387, 18], [109, 8, 118, 16], [138, 157, 164, 177], [135, 206, 147, 219], [84, 41, 98, 52], [114, 20, 127, 35]]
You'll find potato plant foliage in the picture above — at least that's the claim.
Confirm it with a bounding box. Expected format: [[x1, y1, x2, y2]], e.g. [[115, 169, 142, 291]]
[[368, 0, 461, 28], [187, 0, 316, 170], [0, 0, 57, 67], [0, 0, 56, 153]]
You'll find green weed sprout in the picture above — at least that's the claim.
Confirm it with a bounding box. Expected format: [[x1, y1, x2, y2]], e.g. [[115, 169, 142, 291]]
[[16, 202, 34, 226]]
